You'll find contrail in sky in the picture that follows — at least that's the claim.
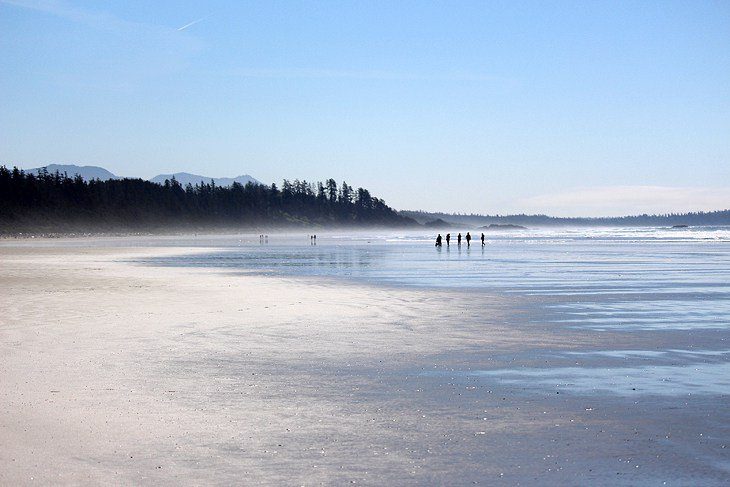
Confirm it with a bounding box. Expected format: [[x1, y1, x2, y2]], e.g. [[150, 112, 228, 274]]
[[177, 13, 212, 31]]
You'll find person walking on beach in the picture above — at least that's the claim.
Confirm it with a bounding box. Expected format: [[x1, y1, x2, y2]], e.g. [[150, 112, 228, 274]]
[[466, 232, 471, 247], [481, 232, 485, 246], [457, 233, 462, 246], [435, 234, 442, 247], [446, 233, 451, 246]]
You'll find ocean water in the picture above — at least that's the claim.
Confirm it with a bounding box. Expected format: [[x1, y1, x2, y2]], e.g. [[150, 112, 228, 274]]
[[139, 226, 730, 397], [142, 226, 730, 296]]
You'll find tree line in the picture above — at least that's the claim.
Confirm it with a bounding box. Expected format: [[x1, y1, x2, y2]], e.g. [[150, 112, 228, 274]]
[[401, 209, 730, 227], [0, 166, 416, 233]]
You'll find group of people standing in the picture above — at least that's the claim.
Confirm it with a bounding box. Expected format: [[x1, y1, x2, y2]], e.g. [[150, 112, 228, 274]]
[[435, 232, 485, 247]]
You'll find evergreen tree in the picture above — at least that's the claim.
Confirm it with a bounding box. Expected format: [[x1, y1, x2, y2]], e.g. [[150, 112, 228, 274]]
[[0, 165, 416, 233]]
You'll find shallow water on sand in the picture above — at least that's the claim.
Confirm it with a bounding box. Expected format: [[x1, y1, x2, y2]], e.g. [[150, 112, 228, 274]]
[[141, 226, 730, 295], [140, 227, 730, 399], [430, 350, 730, 396]]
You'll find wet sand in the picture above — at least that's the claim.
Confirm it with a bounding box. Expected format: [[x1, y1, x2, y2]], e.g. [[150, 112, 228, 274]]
[[1, 241, 728, 485]]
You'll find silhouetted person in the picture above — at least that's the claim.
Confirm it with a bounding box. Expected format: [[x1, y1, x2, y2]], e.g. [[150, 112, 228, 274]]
[[457, 233, 462, 246], [435, 234, 442, 247], [481, 232, 485, 246], [466, 232, 471, 247], [445, 233, 451, 246]]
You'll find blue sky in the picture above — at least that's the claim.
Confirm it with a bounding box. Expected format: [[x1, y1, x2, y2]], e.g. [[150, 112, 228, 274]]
[[1, 0, 729, 216]]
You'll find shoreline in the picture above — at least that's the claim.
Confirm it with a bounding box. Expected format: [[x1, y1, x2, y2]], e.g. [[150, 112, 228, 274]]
[[2, 221, 729, 241], [1, 241, 728, 484]]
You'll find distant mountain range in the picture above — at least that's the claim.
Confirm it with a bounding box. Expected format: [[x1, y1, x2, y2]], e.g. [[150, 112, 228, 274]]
[[149, 172, 259, 187], [29, 164, 118, 181], [27, 164, 261, 187]]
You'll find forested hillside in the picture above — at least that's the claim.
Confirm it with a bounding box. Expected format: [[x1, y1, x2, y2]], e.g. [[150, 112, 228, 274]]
[[0, 166, 415, 233]]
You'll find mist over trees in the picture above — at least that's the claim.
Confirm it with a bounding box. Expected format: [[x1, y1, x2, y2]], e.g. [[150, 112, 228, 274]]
[[3, 165, 728, 235], [401, 209, 730, 227], [0, 166, 415, 233]]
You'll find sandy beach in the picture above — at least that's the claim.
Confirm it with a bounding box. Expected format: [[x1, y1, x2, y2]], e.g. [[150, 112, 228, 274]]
[[1, 238, 728, 485]]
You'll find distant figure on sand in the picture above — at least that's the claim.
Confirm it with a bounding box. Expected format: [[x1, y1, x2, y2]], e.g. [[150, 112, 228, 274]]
[[457, 233, 462, 246], [481, 232, 485, 246], [466, 232, 471, 247], [446, 233, 451, 246], [435, 234, 442, 247]]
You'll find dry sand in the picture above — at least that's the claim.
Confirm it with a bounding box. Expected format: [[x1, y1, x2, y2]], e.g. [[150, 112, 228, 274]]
[[1, 242, 728, 485]]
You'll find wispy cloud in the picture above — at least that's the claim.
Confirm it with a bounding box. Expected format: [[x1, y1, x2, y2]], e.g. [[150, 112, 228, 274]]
[[2, 0, 203, 90], [1, 0, 204, 41], [177, 13, 212, 32], [518, 186, 730, 217], [3, 0, 161, 34]]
